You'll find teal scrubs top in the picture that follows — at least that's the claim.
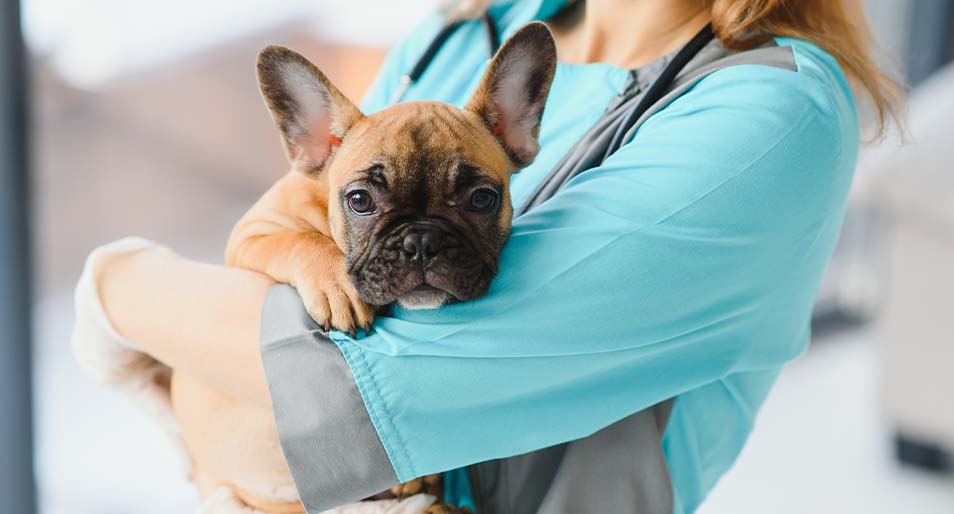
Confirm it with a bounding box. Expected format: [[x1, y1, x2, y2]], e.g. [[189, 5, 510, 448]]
[[330, 1, 859, 512]]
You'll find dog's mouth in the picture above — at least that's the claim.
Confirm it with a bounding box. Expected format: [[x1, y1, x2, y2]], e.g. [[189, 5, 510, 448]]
[[347, 220, 498, 309], [396, 284, 453, 310]]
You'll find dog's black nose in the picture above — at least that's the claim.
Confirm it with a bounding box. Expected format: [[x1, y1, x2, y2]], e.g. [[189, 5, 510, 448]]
[[402, 227, 442, 260]]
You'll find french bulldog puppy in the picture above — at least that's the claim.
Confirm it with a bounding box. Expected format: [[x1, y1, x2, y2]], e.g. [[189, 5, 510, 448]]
[[170, 23, 556, 514]]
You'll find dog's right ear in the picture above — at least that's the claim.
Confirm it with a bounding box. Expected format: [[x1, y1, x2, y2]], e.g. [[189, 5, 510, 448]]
[[256, 46, 364, 174]]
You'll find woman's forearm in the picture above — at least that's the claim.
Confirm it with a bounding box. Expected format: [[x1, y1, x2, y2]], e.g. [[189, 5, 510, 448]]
[[99, 247, 275, 408]]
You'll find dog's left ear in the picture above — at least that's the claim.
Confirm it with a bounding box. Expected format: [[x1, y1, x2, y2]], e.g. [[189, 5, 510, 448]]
[[257, 45, 364, 174], [466, 22, 557, 169]]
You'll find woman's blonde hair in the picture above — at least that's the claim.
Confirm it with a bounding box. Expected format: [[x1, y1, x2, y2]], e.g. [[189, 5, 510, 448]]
[[709, 0, 904, 139]]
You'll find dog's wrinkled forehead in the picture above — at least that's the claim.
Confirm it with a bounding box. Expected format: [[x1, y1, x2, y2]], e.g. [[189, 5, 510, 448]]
[[327, 101, 512, 188]]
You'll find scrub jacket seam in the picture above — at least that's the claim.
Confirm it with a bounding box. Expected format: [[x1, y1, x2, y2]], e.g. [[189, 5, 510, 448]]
[[334, 336, 417, 481]]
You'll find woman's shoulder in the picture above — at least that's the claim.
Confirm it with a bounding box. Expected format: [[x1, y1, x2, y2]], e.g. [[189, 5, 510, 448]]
[[602, 38, 861, 219], [645, 36, 861, 175], [695, 37, 859, 137]]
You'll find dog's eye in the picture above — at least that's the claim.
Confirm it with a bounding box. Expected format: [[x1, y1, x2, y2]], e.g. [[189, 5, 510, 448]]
[[468, 188, 499, 212], [347, 190, 376, 215]]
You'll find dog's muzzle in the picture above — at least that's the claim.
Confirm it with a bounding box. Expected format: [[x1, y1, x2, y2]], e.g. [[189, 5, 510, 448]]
[[349, 220, 497, 309]]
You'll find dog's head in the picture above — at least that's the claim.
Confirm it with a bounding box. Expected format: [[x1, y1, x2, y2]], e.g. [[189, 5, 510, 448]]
[[257, 23, 556, 309]]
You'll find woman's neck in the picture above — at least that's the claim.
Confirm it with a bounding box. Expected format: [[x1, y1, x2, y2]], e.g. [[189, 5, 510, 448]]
[[548, 0, 711, 69]]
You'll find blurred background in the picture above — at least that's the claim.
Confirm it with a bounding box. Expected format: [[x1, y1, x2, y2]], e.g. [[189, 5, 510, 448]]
[[0, 0, 952, 513]]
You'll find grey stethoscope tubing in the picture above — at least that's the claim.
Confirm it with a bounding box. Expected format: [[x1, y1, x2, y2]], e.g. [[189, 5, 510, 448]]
[[390, 10, 500, 105]]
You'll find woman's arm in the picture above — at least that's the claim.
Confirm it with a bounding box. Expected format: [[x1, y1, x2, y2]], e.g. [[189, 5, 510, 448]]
[[99, 246, 274, 407], [253, 54, 859, 512]]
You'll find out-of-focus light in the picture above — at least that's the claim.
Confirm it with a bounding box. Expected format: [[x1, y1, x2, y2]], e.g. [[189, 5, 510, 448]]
[[22, 0, 439, 89]]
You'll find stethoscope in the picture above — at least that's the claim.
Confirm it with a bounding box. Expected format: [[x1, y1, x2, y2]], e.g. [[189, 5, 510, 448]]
[[391, 11, 715, 166], [390, 11, 501, 105]]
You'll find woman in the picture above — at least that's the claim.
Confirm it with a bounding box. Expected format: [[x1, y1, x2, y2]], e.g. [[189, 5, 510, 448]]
[[79, 0, 901, 513]]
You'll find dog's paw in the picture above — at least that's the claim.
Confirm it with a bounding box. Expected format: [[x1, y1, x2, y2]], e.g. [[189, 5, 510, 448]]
[[391, 474, 442, 500], [295, 270, 375, 336]]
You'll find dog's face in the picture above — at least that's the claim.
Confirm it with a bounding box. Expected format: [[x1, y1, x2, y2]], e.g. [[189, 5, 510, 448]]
[[257, 23, 556, 309], [321, 102, 518, 309]]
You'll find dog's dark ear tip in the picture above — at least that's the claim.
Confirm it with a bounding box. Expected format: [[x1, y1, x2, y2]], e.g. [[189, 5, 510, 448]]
[[500, 22, 557, 68], [518, 20, 553, 35], [509, 21, 556, 46], [256, 45, 312, 74], [257, 45, 288, 64]]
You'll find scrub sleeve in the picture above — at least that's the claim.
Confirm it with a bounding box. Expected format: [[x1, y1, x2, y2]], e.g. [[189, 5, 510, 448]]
[[259, 285, 401, 511]]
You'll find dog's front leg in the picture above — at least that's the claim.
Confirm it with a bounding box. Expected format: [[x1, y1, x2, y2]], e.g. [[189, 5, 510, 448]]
[[227, 231, 374, 335]]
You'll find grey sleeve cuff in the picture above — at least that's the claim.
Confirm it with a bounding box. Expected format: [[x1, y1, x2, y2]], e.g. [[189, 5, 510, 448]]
[[260, 284, 398, 513]]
